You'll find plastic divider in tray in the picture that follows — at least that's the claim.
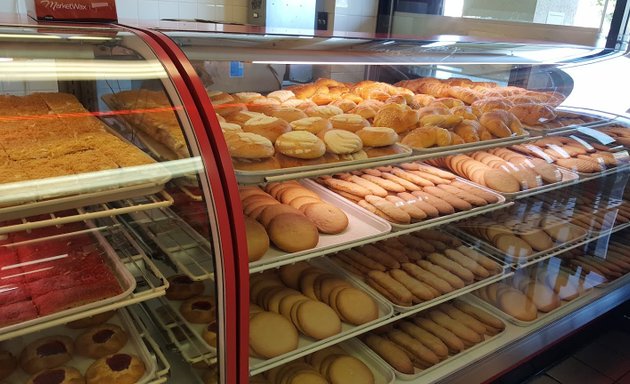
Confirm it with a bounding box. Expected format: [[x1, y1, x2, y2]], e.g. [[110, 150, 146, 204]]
[[251, 180, 392, 272], [0, 308, 157, 384], [319, 248, 511, 314], [235, 144, 413, 185], [249, 258, 395, 376], [303, 177, 509, 232], [355, 299, 507, 381], [126, 207, 215, 281]]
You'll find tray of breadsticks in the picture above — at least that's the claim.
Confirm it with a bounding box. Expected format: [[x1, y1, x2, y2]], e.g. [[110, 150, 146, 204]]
[[425, 148, 579, 199], [249, 338, 396, 384], [324, 230, 509, 313], [308, 163, 506, 230], [356, 299, 506, 380], [467, 257, 602, 326], [452, 200, 589, 265], [239, 181, 392, 270], [510, 136, 629, 178], [246, 259, 393, 373], [0, 308, 157, 384], [559, 231, 630, 287]]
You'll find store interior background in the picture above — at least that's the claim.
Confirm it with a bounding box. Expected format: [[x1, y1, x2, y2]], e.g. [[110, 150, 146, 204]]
[[0, 0, 618, 46]]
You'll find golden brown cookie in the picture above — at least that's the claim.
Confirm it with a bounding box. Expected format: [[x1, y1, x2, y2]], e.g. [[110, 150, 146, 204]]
[[249, 311, 299, 358], [301, 202, 349, 234]]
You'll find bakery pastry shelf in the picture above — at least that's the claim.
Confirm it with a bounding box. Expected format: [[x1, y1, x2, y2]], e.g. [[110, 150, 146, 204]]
[[0, 307, 158, 384], [0, 191, 173, 235], [236, 144, 413, 185], [356, 299, 507, 381], [248, 258, 394, 377], [125, 207, 215, 281], [249, 179, 392, 273]]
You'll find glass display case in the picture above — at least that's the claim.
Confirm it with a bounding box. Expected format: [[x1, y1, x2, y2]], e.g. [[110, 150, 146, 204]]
[[1, 17, 629, 384]]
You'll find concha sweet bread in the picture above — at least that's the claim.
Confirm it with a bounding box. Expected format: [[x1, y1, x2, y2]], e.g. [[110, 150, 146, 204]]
[[319, 129, 363, 154], [274, 131, 326, 159], [290, 117, 332, 134], [305, 105, 344, 119], [355, 127, 398, 147], [225, 132, 274, 159], [242, 116, 291, 143], [373, 103, 419, 133], [271, 107, 308, 123], [329, 113, 370, 132]]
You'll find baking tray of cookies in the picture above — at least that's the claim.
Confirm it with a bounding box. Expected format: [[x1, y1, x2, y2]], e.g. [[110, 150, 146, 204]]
[[250, 180, 393, 271], [0, 308, 157, 384], [355, 299, 506, 381], [523, 108, 614, 135], [0, 226, 137, 340], [248, 259, 394, 375], [320, 235, 510, 314], [234, 144, 413, 185], [303, 168, 507, 232]]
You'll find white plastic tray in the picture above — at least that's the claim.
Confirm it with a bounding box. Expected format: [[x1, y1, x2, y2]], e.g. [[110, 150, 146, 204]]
[[251, 180, 392, 270], [357, 299, 506, 381], [304, 176, 507, 232], [0, 308, 157, 384], [0, 229, 137, 338]]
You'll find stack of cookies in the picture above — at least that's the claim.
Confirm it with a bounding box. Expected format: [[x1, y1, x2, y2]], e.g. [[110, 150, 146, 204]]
[[315, 164, 499, 225], [251, 344, 375, 384], [362, 300, 504, 374], [512, 136, 622, 173], [240, 182, 349, 258], [330, 231, 502, 307], [250, 262, 379, 348]]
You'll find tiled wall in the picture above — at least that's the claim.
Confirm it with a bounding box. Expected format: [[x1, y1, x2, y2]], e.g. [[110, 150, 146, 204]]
[[333, 0, 378, 33]]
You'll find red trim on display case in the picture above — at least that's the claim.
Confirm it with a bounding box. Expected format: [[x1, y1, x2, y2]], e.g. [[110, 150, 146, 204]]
[[124, 26, 249, 383], [118, 25, 243, 383]]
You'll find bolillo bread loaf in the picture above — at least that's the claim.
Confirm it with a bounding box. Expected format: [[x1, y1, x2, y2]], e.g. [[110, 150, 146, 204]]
[[225, 132, 275, 159]]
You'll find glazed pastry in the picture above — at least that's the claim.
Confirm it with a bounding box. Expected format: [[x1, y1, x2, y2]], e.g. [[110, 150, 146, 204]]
[[20, 336, 74, 374], [75, 323, 129, 359], [180, 296, 215, 324], [85, 353, 145, 384], [165, 275, 205, 300], [26, 366, 85, 384]]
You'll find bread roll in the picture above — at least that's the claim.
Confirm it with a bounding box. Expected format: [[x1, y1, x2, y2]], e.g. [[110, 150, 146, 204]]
[[267, 213, 319, 252], [373, 103, 419, 133], [290, 117, 332, 134], [271, 107, 308, 122], [274, 131, 326, 159], [306, 105, 344, 118], [245, 217, 269, 262]]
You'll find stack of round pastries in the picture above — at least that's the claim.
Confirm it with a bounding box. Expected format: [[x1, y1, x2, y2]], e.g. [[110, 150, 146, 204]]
[[240, 182, 349, 257]]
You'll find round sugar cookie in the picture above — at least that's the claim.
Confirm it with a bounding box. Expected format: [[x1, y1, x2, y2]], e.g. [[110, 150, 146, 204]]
[[295, 300, 342, 340], [301, 203, 349, 234], [249, 312, 299, 358]]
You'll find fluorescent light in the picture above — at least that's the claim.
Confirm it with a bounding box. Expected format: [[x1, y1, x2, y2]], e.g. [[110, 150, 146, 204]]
[[67, 35, 113, 41], [0, 33, 62, 40]]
